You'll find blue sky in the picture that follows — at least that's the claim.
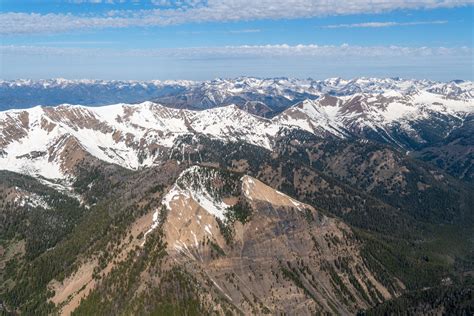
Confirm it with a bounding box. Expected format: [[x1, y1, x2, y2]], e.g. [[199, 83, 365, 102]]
[[0, 0, 473, 81]]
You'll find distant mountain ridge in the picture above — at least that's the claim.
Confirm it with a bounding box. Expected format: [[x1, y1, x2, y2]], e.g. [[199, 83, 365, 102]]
[[1, 77, 472, 115]]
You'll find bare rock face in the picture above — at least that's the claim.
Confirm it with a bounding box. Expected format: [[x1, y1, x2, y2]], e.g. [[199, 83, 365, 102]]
[[158, 166, 397, 314]]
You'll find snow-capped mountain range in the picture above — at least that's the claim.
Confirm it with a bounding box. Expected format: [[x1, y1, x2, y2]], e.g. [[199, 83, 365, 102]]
[[1, 76, 472, 182], [0, 102, 281, 180], [1, 77, 472, 113]]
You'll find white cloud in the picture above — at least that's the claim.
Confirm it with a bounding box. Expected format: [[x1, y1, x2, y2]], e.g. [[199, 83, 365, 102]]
[[1, 0, 472, 34], [1, 43, 470, 58], [323, 20, 449, 28]]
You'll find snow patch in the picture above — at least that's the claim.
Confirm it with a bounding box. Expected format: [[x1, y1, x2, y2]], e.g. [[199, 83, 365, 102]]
[[162, 166, 231, 220]]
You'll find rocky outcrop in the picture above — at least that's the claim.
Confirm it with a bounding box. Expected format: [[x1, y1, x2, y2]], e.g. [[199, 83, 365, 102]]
[[158, 166, 397, 314]]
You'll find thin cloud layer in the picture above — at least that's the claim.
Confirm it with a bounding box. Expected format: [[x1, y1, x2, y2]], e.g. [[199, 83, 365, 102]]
[[1, 44, 470, 58], [1, 0, 472, 34], [323, 20, 449, 28], [3, 44, 471, 80]]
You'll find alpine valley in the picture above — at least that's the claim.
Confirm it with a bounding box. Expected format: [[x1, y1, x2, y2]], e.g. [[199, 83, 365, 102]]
[[0, 77, 473, 315]]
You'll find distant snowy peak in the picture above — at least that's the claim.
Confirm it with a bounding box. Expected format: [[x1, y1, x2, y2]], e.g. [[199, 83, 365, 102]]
[[426, 81, 474, 100], [274, 97, 348, 137], [280, 89, 472, 123], [275, 89, 472, 147], [0, 78, 195, 89], [2, 77, 471, 98], [1, 77, 472, 111]]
